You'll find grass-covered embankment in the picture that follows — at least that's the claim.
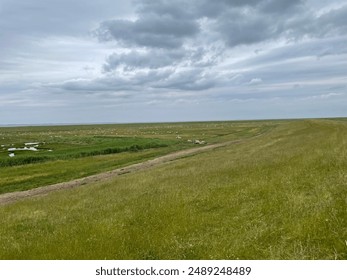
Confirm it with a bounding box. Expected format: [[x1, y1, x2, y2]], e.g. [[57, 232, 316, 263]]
[[0, 119, 346, 259]]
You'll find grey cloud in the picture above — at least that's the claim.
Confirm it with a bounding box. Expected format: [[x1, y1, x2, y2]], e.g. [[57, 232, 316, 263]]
[[96, 14, 199, 49], [259, 0, 304, 14], [234, 36, 347, 70], [195, 0, 260, 17], [103, 49, 184, 71], [192, 0, 303, 20], [135, 15, 198, 37], [153, 68, 217, 91], [89, 0, 347, 95], [96, 0, 277, 49], [315, 5, 347, 37], [49, 66, 221, 93], [102, 46, 218, 72], [237, 53, 347, 91], [96, 1, 347, 51], [47, 68, 176, 93], [213, 10, 278, 47], [208, 1, 306, 47], [249, 78, 263, 86], [219, 0, 260, 6], [284, 5, 347, 40], [135, 0, 195, 20], [131, 69, 176, 87], [53, 75, 152, 93], [213, 3, 347, 47]]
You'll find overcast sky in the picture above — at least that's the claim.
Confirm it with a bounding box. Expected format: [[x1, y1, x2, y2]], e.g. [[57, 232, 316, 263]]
[[0, 0, 346, 125]]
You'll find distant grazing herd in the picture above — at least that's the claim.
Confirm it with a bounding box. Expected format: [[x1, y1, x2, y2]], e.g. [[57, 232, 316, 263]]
[[176, 136, 206, 145]]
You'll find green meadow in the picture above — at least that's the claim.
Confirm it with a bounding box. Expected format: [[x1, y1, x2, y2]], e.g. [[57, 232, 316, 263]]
[[0, 119, 346, 259], [0, 121, 269, 194]]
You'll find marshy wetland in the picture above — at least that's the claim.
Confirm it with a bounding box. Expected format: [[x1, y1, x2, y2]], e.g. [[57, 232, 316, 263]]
[[0, 119, 346, 259]]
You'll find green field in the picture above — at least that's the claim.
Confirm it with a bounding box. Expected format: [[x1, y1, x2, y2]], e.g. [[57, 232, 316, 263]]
[[0, 119, 346, 259], [0, 121, 270, 194]]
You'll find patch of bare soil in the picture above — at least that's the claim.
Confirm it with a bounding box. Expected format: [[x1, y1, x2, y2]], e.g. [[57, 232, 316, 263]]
[[0, 140, 242, 206]]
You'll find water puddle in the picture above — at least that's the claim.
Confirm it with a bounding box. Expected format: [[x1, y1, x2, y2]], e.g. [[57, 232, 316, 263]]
[[24, 142, 39, 145], [4, 142, 53, 157], [8, 147, 38, 151]]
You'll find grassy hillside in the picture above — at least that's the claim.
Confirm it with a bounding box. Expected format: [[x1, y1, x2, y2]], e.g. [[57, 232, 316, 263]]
[[0, 119, 346, 259]]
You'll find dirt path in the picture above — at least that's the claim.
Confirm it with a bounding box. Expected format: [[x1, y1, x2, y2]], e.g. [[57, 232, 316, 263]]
[[0, 139, 244, 206]]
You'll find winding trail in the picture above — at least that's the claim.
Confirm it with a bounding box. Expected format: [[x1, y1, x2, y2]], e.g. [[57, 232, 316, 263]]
[[0, 138, 247, 206]]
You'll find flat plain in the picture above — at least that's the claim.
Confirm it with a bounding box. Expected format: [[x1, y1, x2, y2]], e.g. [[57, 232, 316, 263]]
[[0, 119, 346, 259]]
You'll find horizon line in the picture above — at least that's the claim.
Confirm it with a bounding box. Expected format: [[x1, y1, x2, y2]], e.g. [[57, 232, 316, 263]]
[[1, 116, 346, 128]]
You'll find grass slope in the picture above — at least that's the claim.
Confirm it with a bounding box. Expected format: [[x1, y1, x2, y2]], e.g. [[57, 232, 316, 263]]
[[0, 119, 346, 259]]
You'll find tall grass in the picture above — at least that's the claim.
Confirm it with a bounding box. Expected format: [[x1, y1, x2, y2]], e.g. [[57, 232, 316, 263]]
[[0, 119, 346, 259], [0, 140, 171, 167]]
